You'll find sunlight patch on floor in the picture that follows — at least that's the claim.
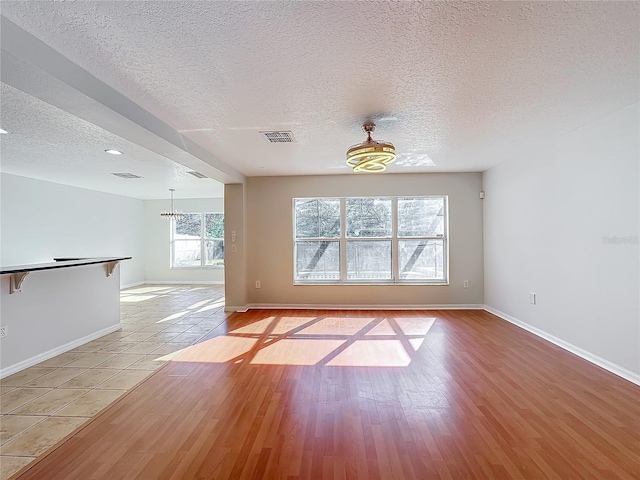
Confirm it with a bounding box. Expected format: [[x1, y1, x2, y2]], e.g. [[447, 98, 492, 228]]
[[187, 299, 214, 310], [231, 317, 276, 334], [156, 311, 189, 323], [196, 300, 225, 312], [123, 286, 175, 294], [271, 317, 316, 335], [120, 294, 158, 303], [297, 317, 375, 336], [394, 317, 436, 336], [171, 337, 258, 363], [365, 319, 396, 336], [250, 339, 346, 365], [166, 315, 435, 367], [409, 338, 425, 351], [326, 340, 411, 367]]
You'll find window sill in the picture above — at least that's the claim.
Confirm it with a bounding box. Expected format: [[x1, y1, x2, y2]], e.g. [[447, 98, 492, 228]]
[[293, 281, 449, 286]]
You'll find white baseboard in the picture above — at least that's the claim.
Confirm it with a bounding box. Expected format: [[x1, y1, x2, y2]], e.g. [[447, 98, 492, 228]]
[[230, 303, 484, 311], [0, 323, 122, 379], [144, 281, 224, 285], [484, 305, 640, 386], [225, 305, 249, 313], [120, 281, 144, 290]]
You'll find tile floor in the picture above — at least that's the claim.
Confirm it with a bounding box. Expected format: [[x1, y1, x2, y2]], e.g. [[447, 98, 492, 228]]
[[0, 284, 227, 479]]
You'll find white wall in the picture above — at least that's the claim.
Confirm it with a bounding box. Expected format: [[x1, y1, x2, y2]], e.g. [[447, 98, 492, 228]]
[[1, 262, 121, 377], [483, 103, 640, 376], [143, 198, 224, 283], [0, 173, 144, 286], [244, 173, 484, 307]]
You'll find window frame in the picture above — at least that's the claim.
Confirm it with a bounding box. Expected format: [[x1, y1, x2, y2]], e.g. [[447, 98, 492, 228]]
[[293, 196, 448, 285], [170, 212, 225, 269], [292, 198, 342, 283]]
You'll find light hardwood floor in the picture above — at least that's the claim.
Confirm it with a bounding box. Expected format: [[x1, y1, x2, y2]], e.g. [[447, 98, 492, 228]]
[[6, 299, 640, 479]]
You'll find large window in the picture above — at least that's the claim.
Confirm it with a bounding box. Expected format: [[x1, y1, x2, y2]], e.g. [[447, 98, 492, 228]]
[[294, 196, 447, 284], [171, 213, 224, 268]]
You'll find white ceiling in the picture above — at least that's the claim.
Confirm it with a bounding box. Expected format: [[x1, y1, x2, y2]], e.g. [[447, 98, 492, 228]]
[[0, 1, 638, 196], [0, 83, 223, 199]]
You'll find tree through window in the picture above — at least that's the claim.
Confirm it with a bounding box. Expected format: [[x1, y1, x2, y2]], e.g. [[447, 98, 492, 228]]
[[293, 197, 447, 284], [171, 213, 224, 268]]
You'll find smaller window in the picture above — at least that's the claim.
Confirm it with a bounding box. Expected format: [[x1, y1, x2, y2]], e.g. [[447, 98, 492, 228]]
[[171, 213, 224, 268]]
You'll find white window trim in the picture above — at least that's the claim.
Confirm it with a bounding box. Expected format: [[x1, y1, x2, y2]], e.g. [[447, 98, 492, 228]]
[[293, 196, 448, 285], [170, 212, 224, 269]]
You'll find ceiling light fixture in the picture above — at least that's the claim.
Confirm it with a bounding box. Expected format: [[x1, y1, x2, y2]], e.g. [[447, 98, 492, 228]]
[[346, 121, 396, 173], [105, 149, 123, 155], [160, 188, 184, 218], [0, 128, 9, 134]]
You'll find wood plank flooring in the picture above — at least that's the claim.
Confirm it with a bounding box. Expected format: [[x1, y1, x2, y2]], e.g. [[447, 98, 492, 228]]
[[10, 309, 640, 479]]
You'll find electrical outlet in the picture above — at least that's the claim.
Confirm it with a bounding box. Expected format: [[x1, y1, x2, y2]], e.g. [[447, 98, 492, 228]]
[[255, 281, 261, 289], [530, 292, 536, 305], [463, 280, 469, 288], [0, 325, 7, 338]]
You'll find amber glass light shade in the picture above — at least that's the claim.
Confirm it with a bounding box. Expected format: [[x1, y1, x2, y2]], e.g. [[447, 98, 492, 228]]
[[346, 122, 396, 173]]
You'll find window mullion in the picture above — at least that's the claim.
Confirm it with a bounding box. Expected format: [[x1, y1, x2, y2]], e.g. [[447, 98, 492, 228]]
[[170, 218, 175, 268], [443, 196, 448, 283], [201, 213, 206, 267], [392, 197, 398, 283], [340, 198, 347, 282]]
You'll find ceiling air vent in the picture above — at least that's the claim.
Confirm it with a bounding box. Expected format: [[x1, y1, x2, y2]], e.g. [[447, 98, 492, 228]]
[[260, 131, 296, 143], [186, 170, 208, 179], [111, 172, 142, 179]]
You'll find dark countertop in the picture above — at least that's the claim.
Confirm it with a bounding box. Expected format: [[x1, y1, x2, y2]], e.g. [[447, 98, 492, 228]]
[[0, 257, 132, 275]]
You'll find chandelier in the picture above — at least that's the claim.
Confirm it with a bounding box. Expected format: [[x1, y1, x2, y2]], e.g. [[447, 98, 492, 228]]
[[346, 121, 396, 173], [160, 189, 184, 218]]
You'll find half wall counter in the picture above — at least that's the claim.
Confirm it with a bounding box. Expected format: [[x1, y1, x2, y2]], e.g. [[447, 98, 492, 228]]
[[0, 257, 131, 378]]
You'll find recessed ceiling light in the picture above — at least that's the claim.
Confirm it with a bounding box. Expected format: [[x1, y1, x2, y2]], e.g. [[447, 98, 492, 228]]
[[0, 128, 9, 134], [105, 149, 123, 155]]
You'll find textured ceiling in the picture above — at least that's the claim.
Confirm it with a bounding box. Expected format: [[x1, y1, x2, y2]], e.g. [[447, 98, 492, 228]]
[[0, 83, 223, 199], [0, 1, 639, 183]]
